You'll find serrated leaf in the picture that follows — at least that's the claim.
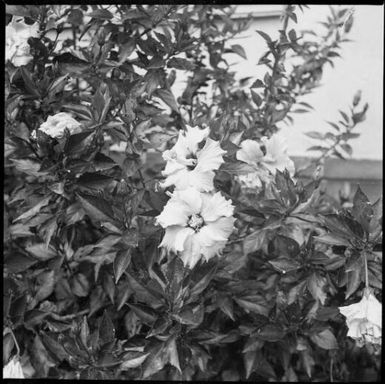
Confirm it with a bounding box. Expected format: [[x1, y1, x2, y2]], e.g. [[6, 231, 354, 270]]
[[307, 145, 329, 152], [255, 324, 286, 341], [113, 249, 132, 283], [251, 79, 264, 88], [125, 272, 163, 307], [142, 344, 168, 379], [121, 352, 150, 370], [167, 57, 196, 71], [4, 254, 38, 273], [231, 44, 247, 59], [99, 311, 115, 346], [155, 89, 179, 112], [250, 89, 262, 106], [243, 229, 269, 255], [345, 268, 362, 299], [32, 270, 56, 306], [20, 66, 40, 97], [71, 273, 90, 297], [77, 193, 115, 223], [339, 110, 349, 123], [40, 332, 67, 361], [310, 329, 338, 350], [307, 273, 327, 304], [25, 243, 57, 261], [352, 186, 373, 232], [77, 173, 113, 192], [313, 234, 350, 247], [166, 337, 181, 373], [235, 297, 269, 316], [88, 9, 113, 19], [305, 131, 325, 140], [256, 30, 272, 43], [127, 303, 157, 326], [14, 196, 51, 223], [269, 258, 301, 274], [244, 350, 256, 379], [80, 316, 90, 349]]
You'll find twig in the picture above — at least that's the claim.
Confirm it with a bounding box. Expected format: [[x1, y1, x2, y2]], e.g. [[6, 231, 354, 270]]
[[49, 309, 90, 321]]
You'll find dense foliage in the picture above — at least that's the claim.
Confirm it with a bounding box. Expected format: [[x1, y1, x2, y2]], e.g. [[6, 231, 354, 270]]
[[4, 4, 382, 381]]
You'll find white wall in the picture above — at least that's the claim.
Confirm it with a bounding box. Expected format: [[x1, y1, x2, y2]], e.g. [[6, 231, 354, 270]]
[[230, 5, 383, 160]]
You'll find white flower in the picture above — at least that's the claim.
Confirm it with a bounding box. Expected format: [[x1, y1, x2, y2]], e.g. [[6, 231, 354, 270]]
[[236, 172, 263, 189], [161, 125, 226, 192], [260, 135, 295, 175], [34, 112, 82, 139], [6, 17, 39, 67], [236, 135, 295, 186], [339, 289, 382, 346], [156, 187, 235, 268], [3, 357, 24, 379]]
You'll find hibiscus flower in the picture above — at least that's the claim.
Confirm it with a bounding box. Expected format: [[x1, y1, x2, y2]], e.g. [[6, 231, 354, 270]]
[[6, 17, 40, 67], [3, 357, 24, 379], [156, 187, 235, 268], [160, 125, 226, 192], [339, 289, 382, 346], [236, 134, 295, 188], [32, 112, 82, 139]]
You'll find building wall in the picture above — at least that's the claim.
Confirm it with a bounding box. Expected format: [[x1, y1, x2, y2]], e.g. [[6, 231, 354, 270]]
[[230, 5, 383, 202], [231, 4, 384, 161]]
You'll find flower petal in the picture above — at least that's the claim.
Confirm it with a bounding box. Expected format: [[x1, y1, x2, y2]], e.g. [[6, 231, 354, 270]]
[[201, 191, 234, 222], [339, 301, 366, 320], [159, 225, 196, 254], [173, 188, 203, 214], [366, 292, 382, 328], [236, 139, 264, 166], [196, 138, 226, 172], [182, 125, 210, 154], [180, 233, 203, 268], [156, 200, 189, 227]]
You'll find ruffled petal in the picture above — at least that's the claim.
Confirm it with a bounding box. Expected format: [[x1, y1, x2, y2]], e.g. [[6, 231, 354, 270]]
[[237, 172, 263, 189], [159, 225, 184, 251], [196, 138, 226, 172], [3, 358, 24, 379], [236, 139, 264, 166], [156, 200, 189, 227], [161, 154, 186, 176], [183, 125, 210, 154], [263, 154, 295, 176], [346, 318, 365, 339], [180, 233, 203, 269], [196, 217, 235, 247], [174, 227, 195, 252], [261, 134, 295, 176], [366, 292, 382, 328], [339, 301, 366, 320], [201, 191, 234, 222], [201, 240, 227, 262], [173, 188, 202, 214]]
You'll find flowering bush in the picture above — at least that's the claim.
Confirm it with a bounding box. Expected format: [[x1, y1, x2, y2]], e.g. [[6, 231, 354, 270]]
[[4, 4, 382, 381]]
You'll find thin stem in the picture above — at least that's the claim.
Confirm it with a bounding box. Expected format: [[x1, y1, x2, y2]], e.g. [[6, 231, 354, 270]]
[[330, 358, 334, 382], [9, 328, 21, 357], [364, 251, 369, 289]]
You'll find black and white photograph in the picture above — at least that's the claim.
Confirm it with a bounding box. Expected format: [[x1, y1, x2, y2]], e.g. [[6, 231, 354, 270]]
[[3, 3, 383, 381]]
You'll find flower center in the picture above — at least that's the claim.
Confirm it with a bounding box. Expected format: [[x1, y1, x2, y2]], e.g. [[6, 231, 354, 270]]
[[186, 153, 198, 170], [187, 214, 204, 231]]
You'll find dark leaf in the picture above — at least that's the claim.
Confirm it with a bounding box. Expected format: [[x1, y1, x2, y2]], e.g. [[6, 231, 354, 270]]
[[99, 310, 115, 346], [310, 329, 338, 350], [77, 193, 116, 224], [231, 44, 247, 59], [113, 249, 132, 283], [88, 9, 113, 19]]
